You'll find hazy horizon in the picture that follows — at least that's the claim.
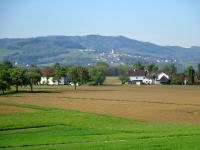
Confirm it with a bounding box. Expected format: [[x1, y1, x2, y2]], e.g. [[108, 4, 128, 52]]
[[0, 34, 199, 48]]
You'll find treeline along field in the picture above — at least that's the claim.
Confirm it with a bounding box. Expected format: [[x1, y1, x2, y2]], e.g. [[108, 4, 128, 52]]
[[0, 61, 108, 93], [1, 60, 200, 94]]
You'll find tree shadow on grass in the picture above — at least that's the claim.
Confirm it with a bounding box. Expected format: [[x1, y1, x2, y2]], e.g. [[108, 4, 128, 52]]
[[0, 90, 61, 96], [79, 89, 119, 92]]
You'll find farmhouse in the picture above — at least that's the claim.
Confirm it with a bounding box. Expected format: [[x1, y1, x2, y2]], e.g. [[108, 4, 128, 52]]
[[40, 77, 68, 85], [128, 70, 151, 85], [155, 72, 171, 84]]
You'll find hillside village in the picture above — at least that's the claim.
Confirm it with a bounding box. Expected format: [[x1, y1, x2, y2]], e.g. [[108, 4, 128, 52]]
[[94, 50, 177, 66], [12, 49, 178, 67], [0, 35, 199, 68]]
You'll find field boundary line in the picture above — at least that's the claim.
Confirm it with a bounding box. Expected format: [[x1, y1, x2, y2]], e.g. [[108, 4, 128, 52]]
[[0, 124, 66, 131], [58, 96, 200, 107], [0, 102, 52, 111], [1, 133, 200, 149]]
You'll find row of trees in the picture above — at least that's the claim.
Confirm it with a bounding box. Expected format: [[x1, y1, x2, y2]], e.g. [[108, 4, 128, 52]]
[[1, 61, 199, 94], [43, 62, 200, 86], [0, 61, 108, 94], [0, 61, 41, 94], [171, 65, 197, 85], [40, 62, 108, 90]]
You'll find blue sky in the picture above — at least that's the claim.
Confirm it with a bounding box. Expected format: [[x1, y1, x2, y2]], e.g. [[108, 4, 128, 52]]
[[0, 0, 200, 47]]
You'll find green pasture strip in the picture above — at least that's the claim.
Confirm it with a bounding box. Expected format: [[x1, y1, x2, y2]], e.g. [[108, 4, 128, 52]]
[[1, 127, 200, 149], [0, 111, 62, 131], [0, 109, 143, 131], [0, 108, 200, 149], [0, 133, 200, 150], [1, 134, 200, 150], [0, 102, 52, 111], [0, 125, 117, 148]]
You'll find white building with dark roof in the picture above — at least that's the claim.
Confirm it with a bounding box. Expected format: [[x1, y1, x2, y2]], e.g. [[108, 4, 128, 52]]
[[155, 72, 171, 84], [40, 77, 68, 85], [128, 70, 151, 85]]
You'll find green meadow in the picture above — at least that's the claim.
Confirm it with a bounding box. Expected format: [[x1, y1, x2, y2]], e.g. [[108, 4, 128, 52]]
[[0, 101, 200, 150]]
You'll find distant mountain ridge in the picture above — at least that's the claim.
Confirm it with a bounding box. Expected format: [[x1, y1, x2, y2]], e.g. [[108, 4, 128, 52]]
[[0, 35, 199, 67]]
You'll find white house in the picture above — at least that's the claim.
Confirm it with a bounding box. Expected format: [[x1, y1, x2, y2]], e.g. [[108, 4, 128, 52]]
[[128, 70, 151, 85], [155, 72, 171, 84], [40, 77, 68, 85]]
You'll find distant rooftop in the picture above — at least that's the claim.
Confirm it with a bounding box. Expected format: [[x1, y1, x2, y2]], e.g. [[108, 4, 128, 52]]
[[128, 70, 148, 77]]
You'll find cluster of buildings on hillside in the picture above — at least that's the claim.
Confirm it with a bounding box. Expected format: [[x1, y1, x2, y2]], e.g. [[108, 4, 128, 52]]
[[92, 50, 177, 66]]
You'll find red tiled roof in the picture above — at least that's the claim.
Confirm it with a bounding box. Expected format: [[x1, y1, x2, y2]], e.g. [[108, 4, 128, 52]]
[[128, 70, 148, 76]]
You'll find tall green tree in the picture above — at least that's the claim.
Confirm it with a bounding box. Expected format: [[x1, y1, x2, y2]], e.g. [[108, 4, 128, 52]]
[[53, 63, 64, 84], [198, 64, 200, 80], [0, 61, 12, 94], [0, 60, 13, 69], [146, 63, 158, 79], [10, 67, 24, 92], [185, 66, 195, 84], [25, 67, 42, 92], [171, 73, 185, 85], [79, 67, 89, 84], [96, 62, 109, 70], [132, 62, 146, 70], [67, 66, 81, 90], [119, 73, 129, 84], [89, 66, 106, 85], [0, 68, 11, 94], [162, 64, 177, 75], [118, 67, 129, 84], [96, 62, 109, 73]]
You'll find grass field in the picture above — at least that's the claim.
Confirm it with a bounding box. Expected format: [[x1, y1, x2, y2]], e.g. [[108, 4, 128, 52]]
[[0, 77, 200, 149]]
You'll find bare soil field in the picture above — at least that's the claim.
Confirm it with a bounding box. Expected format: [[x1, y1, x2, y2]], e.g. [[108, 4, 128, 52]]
[[0, 105, 39, 114], [104, 76, 121, 85], [0, 85, 200, 123]]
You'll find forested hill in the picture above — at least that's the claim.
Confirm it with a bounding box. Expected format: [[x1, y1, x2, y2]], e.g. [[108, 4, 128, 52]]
[[0, 35, 199, 67]]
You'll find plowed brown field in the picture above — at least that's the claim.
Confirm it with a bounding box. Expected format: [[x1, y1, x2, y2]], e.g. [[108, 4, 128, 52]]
[[0, 85, 200, 123]]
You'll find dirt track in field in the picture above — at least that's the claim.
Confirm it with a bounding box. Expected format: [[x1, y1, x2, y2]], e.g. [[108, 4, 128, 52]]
[[0, 105, 39, 114], [0, 85, 200, 123]]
